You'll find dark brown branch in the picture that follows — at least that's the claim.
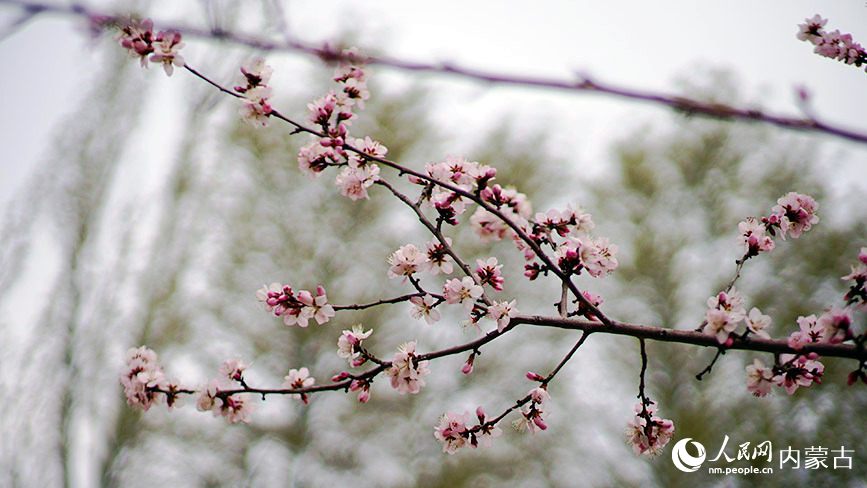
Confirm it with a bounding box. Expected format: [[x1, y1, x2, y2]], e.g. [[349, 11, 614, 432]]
[[516, 315, 867, 360], [4, 0, 867, 145], [332, 292, 424, 311]]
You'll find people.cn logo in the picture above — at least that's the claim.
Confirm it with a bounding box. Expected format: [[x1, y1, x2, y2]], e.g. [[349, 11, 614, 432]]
[[671, 438, 707, 472]]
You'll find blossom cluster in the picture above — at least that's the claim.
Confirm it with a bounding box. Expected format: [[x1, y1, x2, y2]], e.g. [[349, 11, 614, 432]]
[[296, 50, 385, 201], [385, 341, 431, 395], [705, 192, 822, 344], [256, 283, 335, 327], [235, 57, 275, 127], [408, 156, 501, 226], [434, 407, 503, 454], [842, 247, 867, 309], [743, 247, 867, 397], [512, 386, 553, 435], [473, 183, 533, 243], [624, 402, 676, 458], [797, 15, 867, 72], [117, 18, 184, 76], [737, 192, 819, 257], [522, 203, 619, 283], [703, 288, 772, 344], [336, 324, 373, 367], [120, 346, 184, 411], [745, 354, 825, 397], [196, 357, 258, 424], [282, 367, 315, 404]]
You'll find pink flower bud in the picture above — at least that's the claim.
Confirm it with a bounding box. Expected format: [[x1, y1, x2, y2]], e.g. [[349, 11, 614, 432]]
[[532, 416, 547, 430], [476, 406, 486, 422], [349, 379, 363, 392], [351, 357, 366, 368], [462, 354, 475, 375], [807, 352, 820, 360], [316, 285, 327, 296], [357, 388, 370, 403], [332, 372, 350, 382], [526, 372, 544, 382]]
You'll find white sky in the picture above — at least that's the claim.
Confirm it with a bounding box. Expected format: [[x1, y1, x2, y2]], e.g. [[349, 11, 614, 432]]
[[1, 0, 866, 212]]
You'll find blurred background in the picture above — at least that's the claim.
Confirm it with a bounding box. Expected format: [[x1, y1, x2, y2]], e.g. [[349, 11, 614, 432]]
[[1, 0, 866, 486]]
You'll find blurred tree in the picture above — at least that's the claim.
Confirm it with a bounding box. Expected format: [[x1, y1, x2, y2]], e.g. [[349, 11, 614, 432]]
[[591, 76, 867, 487]]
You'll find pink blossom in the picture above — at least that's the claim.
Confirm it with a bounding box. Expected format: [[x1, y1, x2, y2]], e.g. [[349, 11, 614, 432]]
[[470, 208, 511, 243], [513, 386, 552, 435], [164, 377, 186, 409], [745, 358, 774, 397], [347, 136, 387, 167], [737, 217, 775, 255], [434, 411, 470, 454], [386, 341, 431, 395], [236, 56, 273, 89], [387, 244, 428, 280], [216, 393, 257, 424], [796, 14, 827, 45], [257, 283, 332, 327], [704, 308, 739, 344], [195, 379, 220, 413], [335, 164, 380, 201], [576, 290, 604, 320], [838, 33, 866, 65], [423, 239, 454, 275], [773, 354, 824, 395], [283, 367, 315, 404], [625, 412, 675, 458], [443, 277, 484, 312], [218, 357, 251, 383], [706, 288, 746, 321], [745, 307, 771, 339], [473, 407, 503, 448], [349, 379, 371, 403], [814, 30, 842, 59], [117, 18, 154, 67], [297, 138, 338, 178], [311, 286, 335, 324], [817, 308, 852, 344], [562, 202, 595, 236], [149, 30, 185, 76], [842, 253, 867, 309], [581, 236, 619, 277], [787, 314, 822, 349], [475, 257, 504, 291], [120, 346, 167, 411], [487, 299, 519, 332], [771, 192, 819, 240], [409, 295, 441, 325], [238, 86, 273, 127], [337, 324, 373, 365]]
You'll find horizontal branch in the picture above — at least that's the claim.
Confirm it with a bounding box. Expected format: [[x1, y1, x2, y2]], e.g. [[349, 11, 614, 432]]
[[517, 315, 867, 360], [4, 0, 867, 145], [332, 292, 424, 311]]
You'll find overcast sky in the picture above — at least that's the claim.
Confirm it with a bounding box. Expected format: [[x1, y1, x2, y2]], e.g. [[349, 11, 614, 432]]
[[1, 0, 865, 211]]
